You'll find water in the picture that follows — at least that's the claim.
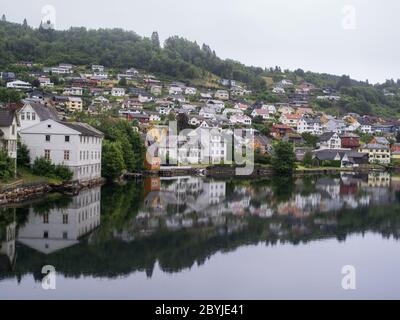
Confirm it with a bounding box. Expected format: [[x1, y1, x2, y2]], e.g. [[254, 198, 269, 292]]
[[1, 172, 400, 299]]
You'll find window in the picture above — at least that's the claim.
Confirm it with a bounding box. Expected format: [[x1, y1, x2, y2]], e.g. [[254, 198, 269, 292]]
[[26, 112, 30, 120], [12, 125, 15, 135], [63, 214, 68, 224], [43, 214, 49, 224], [44, 149, 51, 160], [65, 135, 70, 142], [45, 135, 51, 142], [32, 113, 36, 120], [64, 150, 70, 161], [21, 112, 25, 120], [62, 232, 68, 239], [43, 231, 49, 239]]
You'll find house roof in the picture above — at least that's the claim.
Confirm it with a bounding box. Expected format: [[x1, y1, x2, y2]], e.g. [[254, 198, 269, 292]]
[[372, 137, 390, 144], [318, 132, 337, 142], [59, 121, 104, 137], [361, 143, 389, 150], [26, 102, 59, 121], [0, 108, 16, 127]]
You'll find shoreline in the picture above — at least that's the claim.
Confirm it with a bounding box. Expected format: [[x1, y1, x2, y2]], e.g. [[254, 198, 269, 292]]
[[0, 166, 391, 206], [0, 177, 105, 206]]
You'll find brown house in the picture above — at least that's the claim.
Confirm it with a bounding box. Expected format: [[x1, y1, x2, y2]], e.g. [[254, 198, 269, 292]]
[[340, 133, 360, 150]]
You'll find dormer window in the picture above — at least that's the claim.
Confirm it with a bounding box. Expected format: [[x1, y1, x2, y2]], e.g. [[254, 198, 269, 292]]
[[48, 124, 52, 128]]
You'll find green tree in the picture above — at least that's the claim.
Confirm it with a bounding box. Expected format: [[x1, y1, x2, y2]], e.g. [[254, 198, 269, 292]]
[[271, 141, 296, 175], [0, 150, 14, 181], [102, 141, 125, 180], [301, 132, 319, 148], [302, 151, 313, 168], [118, 77, 127, 87], [151, 31, 160, 48], [17, 142, 30, 167]]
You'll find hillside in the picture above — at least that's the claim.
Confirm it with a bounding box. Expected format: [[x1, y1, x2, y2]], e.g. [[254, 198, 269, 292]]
[[1, 19, 400, 118]]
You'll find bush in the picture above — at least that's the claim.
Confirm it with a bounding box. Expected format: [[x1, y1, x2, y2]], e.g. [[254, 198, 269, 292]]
[[17, 142, 30, 167], [54, 165, 73, 181], [0, 150, 14, 181], [32, 157, 73, 181], [32, 157, 55, 176]]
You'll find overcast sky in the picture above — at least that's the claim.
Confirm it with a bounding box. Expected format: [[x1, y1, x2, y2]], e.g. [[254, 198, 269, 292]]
[[2, 0, 399, 83]]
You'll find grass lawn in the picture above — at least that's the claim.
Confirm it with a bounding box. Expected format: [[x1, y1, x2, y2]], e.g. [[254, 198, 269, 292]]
[[0, 167, 62, 189]]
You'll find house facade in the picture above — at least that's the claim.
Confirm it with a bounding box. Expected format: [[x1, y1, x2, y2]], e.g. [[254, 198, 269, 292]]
[[0, 108, 18, 159], [20, 119, 103, 182], [358, 144, 391, 164]]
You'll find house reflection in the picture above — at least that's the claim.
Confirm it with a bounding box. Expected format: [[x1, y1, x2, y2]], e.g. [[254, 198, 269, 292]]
[[0, 218, 16, 271], [18, 187, 101, 254]]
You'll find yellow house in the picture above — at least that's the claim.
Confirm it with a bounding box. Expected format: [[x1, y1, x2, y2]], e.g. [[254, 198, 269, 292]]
[[358, 144, 391, 164], [66, 97, 83, 112]]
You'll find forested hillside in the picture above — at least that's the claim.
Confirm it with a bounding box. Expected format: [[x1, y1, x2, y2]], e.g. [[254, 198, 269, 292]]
[[1, 18, 400, 117]]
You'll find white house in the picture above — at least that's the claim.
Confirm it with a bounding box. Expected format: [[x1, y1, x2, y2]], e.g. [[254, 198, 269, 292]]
[[63, 87, 83, 96], [230, 114, 252, 126], [111, 87, 126, 97], [185, 87, 197, 95], [0, 108, 18, 159], [199, 107, 216, 119], [261, 104, 277, 115], [297, 118, 323, 135], [214, 90, 229, 100], [206, 100, 225, 113], [280, 113, 301, 128], [38, 77, 54, 88], [251, 109, 270, 120], [18, 102, 59, 131], [360, 124, 372, 134], [169, 86, 183, 95], [20, 119, 104, 182], [273, 87, 285, 94], [6, 80, 32, 90], [317, 132, 342, 150], [18, 187, 101, 254], [223, 108, 243, 116]]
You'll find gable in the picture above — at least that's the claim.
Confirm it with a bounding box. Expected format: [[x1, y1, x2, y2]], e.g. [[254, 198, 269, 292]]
[[20, 119, 80, 136]]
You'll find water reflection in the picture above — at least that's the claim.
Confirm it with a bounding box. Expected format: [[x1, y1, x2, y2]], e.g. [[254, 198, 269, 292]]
[[1, 172, 400, 282]]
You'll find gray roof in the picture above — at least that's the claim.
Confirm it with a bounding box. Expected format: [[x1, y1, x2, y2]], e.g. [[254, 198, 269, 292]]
[[318, 132, 337, 142], [314, 149, 368, 161], [27, 102, 59, 121], [362, 143, 389, 150], [59, 122, 103, 137], [0, 108, 16, 127], [372, 137, 390, 144]]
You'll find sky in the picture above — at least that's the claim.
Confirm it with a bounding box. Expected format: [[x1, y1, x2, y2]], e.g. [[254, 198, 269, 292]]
[[1, 0, 399, 84]]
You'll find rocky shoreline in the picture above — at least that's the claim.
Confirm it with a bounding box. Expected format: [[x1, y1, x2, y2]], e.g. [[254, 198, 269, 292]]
[[0, 177, 105, 206]]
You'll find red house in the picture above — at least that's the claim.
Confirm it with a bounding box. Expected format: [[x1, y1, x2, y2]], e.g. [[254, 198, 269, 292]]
[[340, 133, 360, 150]]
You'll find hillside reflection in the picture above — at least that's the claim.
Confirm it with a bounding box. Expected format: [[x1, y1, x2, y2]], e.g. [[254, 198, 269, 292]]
[[1, 172, 400, 281]]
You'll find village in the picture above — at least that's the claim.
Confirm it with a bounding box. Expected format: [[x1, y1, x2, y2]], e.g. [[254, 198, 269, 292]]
[[1, 61, 400, 188]]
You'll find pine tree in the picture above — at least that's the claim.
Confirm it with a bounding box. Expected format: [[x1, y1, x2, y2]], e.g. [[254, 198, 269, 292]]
[[1, 14, 6, 22], [23, 18, 28, 28], [151, 31, 160, 48]]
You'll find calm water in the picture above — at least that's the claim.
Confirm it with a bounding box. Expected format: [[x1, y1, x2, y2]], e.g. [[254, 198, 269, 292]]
[[1, 172, 400, 299]]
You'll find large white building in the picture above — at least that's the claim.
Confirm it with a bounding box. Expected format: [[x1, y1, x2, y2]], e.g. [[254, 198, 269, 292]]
[[6, 80, 32, 90], [20, 119, 103, 182]]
